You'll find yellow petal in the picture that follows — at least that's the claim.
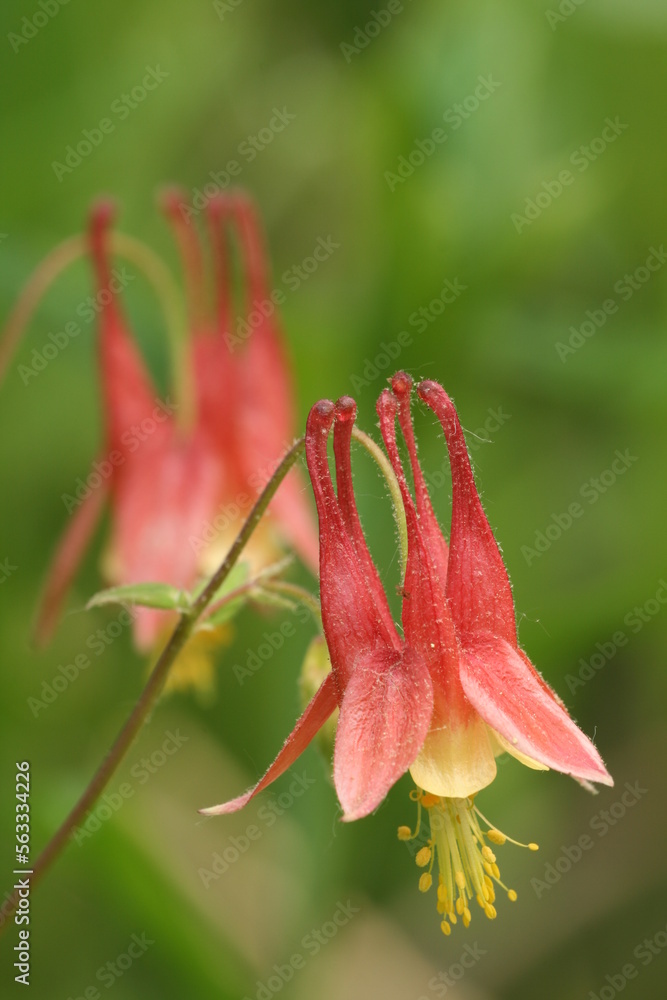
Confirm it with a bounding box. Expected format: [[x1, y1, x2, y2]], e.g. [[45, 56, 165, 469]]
[[410, 714, 497, 798], [490, 728, 550, 771]]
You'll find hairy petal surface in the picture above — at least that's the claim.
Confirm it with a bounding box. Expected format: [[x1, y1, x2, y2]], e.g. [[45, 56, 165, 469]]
[[460, 636, 613, 786], [306, 400, 401, 691], [417, 380, 516, 645], [200, 672, 339, 815], [334, 646, 433, 821]]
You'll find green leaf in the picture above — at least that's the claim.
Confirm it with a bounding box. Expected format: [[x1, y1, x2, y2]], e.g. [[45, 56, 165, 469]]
[[86, 582, 191, 612]]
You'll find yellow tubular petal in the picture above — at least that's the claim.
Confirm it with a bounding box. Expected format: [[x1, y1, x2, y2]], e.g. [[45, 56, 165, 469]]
[[409, 715, 497, 798], [491, 728, 550, 771]]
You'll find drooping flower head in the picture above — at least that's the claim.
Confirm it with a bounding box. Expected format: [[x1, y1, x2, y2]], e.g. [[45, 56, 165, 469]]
[[202, 372, 612, 932], [30, 190, 317, 681]]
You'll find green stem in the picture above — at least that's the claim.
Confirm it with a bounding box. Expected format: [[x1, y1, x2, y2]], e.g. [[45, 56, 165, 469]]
[[0, 229, 191, 428], [0, 234, 85, 385], [351, 426, 408, 579], [0, 437, 306, 934], [262, 580, 322, 624], [201, 557, 293, 621], [110, 232, 192, 431]]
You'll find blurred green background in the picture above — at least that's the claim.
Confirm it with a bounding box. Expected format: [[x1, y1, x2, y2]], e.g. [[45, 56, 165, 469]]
[[1, 1, 666, 997]]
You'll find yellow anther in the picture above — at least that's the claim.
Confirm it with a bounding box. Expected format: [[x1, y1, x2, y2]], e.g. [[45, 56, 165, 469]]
[[407, 788, 537, 933], [440, 920, 451, 936], [416, 846, 432, 867], [419, 873, 432, 893], [529, 843, 539, 851]]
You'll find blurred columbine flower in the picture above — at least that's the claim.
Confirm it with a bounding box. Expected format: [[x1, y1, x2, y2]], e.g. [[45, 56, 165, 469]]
[[31, 190, 317, 691], [202, 372, 612, 934]]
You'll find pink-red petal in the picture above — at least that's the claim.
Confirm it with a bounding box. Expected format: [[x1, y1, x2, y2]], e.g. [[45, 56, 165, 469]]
[[334, 645, 433, 821], [417, 380, 517, 646], [460, 635, 613, 786], [34, 478, 108, 646], [199, 671, 339, 815], [89, 203, 163, 460], [306, 400, 401, 689], [391, 373, 449, 587], [109, 429, 222, 650]]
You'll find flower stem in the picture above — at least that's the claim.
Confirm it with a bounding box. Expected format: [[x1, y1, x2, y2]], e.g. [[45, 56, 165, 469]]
[[351, 426, 408, 579], [0, 436, 306, 934], [262, 580, 322, 624], [0, 234, 86, 385]]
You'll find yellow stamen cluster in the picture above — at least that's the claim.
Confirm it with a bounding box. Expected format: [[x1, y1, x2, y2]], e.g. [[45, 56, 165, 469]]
[[398, 789, 538, 936]]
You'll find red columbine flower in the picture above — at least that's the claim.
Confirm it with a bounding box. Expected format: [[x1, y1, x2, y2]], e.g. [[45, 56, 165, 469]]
[[377, 373, 612, 931], [202, 373, 612, 934], [35, 190, 317, 682]]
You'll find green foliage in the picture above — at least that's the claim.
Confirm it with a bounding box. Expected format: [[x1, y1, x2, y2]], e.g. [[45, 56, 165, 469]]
[[1, 1, 666, 997]]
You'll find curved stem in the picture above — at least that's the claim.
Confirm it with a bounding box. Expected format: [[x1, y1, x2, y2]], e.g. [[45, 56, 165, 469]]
[[262, 580, 322, 625], [351, 426, 408, 579], [109, 232, 192, 431], [0, 436, 306, 934], [0, 230, 192, 429], [0, 235, 86, 385]]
